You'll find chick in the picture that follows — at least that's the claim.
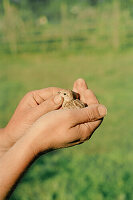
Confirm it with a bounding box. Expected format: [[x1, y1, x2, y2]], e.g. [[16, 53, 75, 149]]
[[58, 89, 86, 109]]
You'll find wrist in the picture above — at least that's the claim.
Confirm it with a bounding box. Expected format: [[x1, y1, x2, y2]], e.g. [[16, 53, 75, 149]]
[[22, 126, 52, 156]]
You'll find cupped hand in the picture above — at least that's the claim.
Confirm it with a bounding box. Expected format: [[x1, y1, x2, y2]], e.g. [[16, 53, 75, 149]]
[[0, 79, 107, 200], [23, 102, 107, 155], [0, 78, 106, 156], [0, 87, 63, 154]]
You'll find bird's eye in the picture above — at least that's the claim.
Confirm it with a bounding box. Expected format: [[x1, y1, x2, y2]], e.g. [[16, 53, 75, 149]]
[[64, 93, 66, 95]]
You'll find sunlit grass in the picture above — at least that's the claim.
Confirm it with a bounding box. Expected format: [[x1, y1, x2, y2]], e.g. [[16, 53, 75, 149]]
[[0, 0, 133, 199], [0, 49, 133, 199], [0, 1, 133, 53]]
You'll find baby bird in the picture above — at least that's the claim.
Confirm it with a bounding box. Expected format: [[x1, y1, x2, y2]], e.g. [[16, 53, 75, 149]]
[[58, 89, 86, 109]]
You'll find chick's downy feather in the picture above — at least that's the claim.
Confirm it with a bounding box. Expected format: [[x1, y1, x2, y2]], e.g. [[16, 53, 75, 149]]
[[58, 89, 86, 109]]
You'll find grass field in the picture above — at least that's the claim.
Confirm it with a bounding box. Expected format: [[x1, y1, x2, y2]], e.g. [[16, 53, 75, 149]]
[[0, 49, 133, 199], [0, 0, 133, 199]]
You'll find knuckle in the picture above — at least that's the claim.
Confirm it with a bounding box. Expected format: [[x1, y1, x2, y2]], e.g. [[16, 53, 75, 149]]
[[21, 91, 34, 103], [25, 90, 34, 97], [86, 109, 95, 121], [42, 102, 54, 112], [48, 98, 56, 107]]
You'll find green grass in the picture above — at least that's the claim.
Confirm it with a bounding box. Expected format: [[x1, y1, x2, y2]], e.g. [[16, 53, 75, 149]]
[[1, 0, 133, 54], [0, 0, 133, 199], [0, 49, 133, 199]]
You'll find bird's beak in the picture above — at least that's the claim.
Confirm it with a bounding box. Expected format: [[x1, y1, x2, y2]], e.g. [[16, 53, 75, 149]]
[[58, 91, 61, 94]]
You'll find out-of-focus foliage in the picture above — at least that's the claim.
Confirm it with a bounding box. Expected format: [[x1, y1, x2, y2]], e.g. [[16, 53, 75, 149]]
[[0, 0, 133, 54], [0, 0, 133, 199], [1, 49, 133, 199]]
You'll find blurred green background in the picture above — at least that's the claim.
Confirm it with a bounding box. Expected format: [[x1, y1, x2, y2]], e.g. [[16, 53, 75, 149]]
[[0, 0, 133, 199]]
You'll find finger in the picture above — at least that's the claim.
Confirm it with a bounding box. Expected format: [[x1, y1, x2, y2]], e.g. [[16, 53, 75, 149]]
[[32, 87, 63, 105], [73, 79, 99, 104], [73, 78, 88, 93], [32, 94, 63, 119], [79, 119, 103, 141], [64, 118, 102, 147], [69, 104, 107, 126], [80, 89, 99, 105], [68, 119, 102, 144]]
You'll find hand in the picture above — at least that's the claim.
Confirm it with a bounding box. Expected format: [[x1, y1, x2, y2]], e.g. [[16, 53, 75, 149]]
[[23, 102, 107, 155], [73, 78, 103, 138], [0, 103, 107, 200], [0, 79, 107, 200], [0, 78, 105, 156], [0, 87, 63, 155]]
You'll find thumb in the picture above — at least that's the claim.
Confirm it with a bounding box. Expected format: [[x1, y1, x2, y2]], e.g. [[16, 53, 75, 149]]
[[70, 104, 107, 126], [33, 94, 63, 118]]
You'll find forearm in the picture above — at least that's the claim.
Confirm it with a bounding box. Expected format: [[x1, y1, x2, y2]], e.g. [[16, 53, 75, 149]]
[[0, 128, 8, 158], [0, 133, 37, 200]]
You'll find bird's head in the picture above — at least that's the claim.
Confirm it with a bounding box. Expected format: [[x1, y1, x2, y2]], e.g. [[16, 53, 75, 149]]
[[58, 89, 74, 102]]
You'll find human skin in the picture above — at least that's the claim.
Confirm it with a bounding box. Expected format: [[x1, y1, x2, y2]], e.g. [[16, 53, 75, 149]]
[[0, 87, 64, 157], [0, 79, 107, 199], [0, 79, 100, 157]]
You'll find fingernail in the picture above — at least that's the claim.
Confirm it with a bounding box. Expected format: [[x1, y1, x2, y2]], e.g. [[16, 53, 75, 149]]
[[54, 95, 62, 104], [98, 105, 107, 117]]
